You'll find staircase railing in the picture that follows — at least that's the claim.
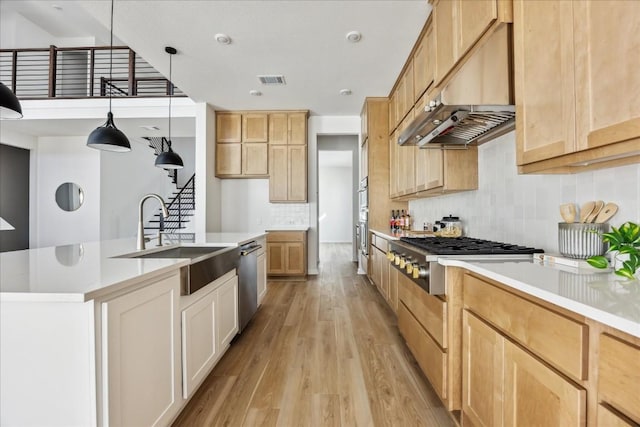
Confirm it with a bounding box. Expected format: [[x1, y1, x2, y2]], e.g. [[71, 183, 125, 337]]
[[144, 137, 177, 184], [159, 174, 195, 232], [0, 45, 186, 99]]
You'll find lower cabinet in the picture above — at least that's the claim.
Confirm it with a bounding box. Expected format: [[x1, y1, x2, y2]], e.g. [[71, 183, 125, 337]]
[[267, 231, 307, 276], [181, 272, 238, 399], [101, 274, 182, 427]]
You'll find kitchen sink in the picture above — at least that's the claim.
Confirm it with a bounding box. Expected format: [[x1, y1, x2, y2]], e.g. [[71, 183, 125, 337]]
[[120, 245, 239, 295]]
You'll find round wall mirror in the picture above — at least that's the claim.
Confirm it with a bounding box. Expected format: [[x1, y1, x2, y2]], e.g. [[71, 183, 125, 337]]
[[55, 182, 84, 212]]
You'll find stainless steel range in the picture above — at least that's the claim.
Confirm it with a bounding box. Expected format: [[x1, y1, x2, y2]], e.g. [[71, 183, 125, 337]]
[[388, 236, 543, 295]]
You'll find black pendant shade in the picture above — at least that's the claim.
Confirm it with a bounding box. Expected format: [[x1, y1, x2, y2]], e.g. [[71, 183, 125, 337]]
[[87, 112, 131, 152], [155, 46, 184, 169], [86, 0, 131, 152], [0, 82, 23, 119], [155, 141, 184, 169]]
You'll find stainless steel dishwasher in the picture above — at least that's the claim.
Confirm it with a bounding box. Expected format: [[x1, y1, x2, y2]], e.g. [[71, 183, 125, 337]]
[[237, 241, 261, 332]]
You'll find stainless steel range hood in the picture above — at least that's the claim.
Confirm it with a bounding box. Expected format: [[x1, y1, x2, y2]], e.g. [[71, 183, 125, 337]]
[[399, 25, 515, 148]]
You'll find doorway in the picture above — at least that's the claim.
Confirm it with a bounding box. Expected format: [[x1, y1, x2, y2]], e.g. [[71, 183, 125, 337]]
[[317, 135, 359, 262]]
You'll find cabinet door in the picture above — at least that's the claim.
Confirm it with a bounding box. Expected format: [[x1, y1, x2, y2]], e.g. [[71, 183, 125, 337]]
[[398, 111, 415, 195], [380, 248, 390, 303], [360, 139, 368, 180], [101, 275, 181, 427], [413, 24, 435, 101], [388, 91, 398, 133], [216, 113, 242, 143], [597, 404, 636, 427], [269, 113, 289, 144], [267, 242, 286, 275], [514, 0, 576, 165], [503, 340, 586, 427], [433, 0, 457, 85], [242, 143, 268, 175], [287, 145, 307, 202], [182, 289, 217, 399], [457, 0, 498, 57], [598, 334, 640, 423], [242, 113, 268, 142], [216, 143, 242, 176], [269, 145, 288, 202], [288, 112, 307, 145], [217, 275, 238, 349], [462, 311, 504, 427], [425, 148, 444, 190], [403, 60, 414, 117], [573, 1, 640, 152], [361, 102, 368, 143], [285, 242, 305, 275], [257, 253, 267, 305], [388, 263, 398, 313], [389, 130, 399, 198]]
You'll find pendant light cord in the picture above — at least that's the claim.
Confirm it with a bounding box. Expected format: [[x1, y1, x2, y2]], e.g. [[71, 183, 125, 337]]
[[108, 0, 114, 112], [168, 52, 172, 145]]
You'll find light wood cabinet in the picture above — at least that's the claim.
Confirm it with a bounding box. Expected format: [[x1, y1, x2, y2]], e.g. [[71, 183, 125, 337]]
[[503, 339, 586, 426], [101, 275, 181, 426], [515, 0, 640, 173], [242, 143, 268, 175], [216, 113, 242, 143], [413, 23, 435, 102], [267, 231, 307, 276], [598, 334, 640, 423], [216, 143, 242, 176], [268, 111, 308, 202], [433, 0, 512, 87], [216, 112, 268, 178], [242, 113, 268, 142], [462, 311, 504, 427]]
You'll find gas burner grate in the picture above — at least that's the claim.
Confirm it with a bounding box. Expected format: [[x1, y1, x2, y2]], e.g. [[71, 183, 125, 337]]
[[400, 236, 544, 255]]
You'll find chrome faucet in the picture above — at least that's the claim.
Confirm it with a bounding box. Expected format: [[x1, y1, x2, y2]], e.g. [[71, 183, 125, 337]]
[[137, 193, 170, 250]]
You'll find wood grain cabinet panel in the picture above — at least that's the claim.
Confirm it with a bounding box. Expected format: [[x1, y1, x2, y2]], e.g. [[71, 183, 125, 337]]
[[398, 273, 446, 348], [267, 231, 307, 276], [462, 311, 504, 427], [216, 113, 242, 143], [457, 0, 499, 58], [268, 113, 289, 144], [242, 143, 268, 176], [503, 340, 586, 427], [433, 0, 457, 86], [268, 145, 288, 201], [241, 113, 268, 142], [413, 24, 435, 102], [216, 143, 242, 176], [288, 112, 307, 145], [287, 145, 307, 202], [598, 334, 640, 423], [597, 404, 637, 427]]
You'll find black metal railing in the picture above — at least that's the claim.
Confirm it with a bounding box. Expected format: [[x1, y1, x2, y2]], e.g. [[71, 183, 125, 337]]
[[144, 136, 178, 184], [0, 45, 185, 100], [156, 174, 195, 233]]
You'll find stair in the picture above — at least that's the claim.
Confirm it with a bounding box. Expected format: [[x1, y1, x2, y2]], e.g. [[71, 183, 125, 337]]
[[143, 174, 195, 233], [143, 136, 178, 184]]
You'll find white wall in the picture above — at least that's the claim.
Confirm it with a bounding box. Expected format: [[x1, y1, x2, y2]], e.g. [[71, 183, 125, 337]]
[[319, 166, 353, 243], [36, 137, 101, 247], [194, 103, 221, 233], [409, 131, 640, 253], [100, 140, 175, 240]]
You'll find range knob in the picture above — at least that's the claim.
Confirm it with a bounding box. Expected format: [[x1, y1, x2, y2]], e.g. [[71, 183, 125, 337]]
[[429, 100, 437, 108], [394, 253, 401, 265], [399, 256, 407, 269], [387, 250, 395, 261], [413, 266, 429, 279]]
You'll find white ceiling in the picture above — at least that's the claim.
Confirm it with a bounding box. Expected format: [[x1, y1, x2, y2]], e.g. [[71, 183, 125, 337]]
[[3, 0, 430, 118]]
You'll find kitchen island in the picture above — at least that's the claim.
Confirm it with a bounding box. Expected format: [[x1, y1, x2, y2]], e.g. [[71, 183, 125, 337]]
[[0, 232, 265, 427]]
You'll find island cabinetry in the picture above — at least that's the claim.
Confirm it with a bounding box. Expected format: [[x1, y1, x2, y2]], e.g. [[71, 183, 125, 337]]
[[514, 0, 640, 173], [462, 273, 588, 426], [101, 273, 182, 426], [267, 231, 307, 276], [180, 270, 238, 399]]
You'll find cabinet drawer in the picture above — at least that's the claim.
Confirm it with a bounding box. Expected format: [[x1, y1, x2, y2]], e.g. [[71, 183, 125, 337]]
[[464, 274, 587, 381], [371, 234, 388, 253], [398, 274, 446, 348], [597, 404, 636, 427], [598, 334, 640, 423], [398, 301, 447, 400], [267, 231, 305, 243]]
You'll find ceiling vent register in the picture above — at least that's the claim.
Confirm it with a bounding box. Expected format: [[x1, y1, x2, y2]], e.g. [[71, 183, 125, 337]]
[[258, 75, 286, 85]]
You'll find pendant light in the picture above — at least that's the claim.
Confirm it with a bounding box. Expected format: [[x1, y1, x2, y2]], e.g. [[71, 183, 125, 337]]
[[0, 82, 23, 119], [86, 0, 131, 152], [155, 46, 184, 169]]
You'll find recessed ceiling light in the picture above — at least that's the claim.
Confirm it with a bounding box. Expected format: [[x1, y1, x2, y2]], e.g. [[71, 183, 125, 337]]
[[140, 125, 160, 131], [249, 90, 262, 96], [346, 31, 362, 43], [215, 33, 232, 45], [339, 89, 352, 96]]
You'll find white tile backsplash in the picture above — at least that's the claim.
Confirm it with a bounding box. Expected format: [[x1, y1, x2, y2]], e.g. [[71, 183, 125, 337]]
[[270, 203, 310, 227], [409, 132, 640, 253]]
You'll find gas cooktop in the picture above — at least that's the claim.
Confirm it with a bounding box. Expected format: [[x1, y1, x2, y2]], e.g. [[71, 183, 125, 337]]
[[400, 236, 544, 256]]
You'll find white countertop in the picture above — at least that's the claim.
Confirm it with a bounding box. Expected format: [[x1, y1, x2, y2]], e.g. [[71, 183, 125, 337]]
[[265, 226, 310, 231], [440, 257, 640, 339], [0, 232, 266, 303]]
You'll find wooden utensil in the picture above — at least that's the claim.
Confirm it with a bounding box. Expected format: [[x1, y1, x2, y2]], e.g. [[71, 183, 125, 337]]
[[559, 203, 576, 223], [595, 202, 618, 223], [579, 201, 596, 223], [585, 200, 604, 223]]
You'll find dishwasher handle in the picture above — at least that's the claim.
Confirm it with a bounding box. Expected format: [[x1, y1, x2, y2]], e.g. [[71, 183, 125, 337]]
[[240, 243, 262, 256]]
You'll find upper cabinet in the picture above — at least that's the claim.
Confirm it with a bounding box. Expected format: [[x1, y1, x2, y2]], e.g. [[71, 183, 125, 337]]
[[215, 110, 308, 197], [216, 112, 268, 178], [413, 24, 435, 103], [515, 0, 640, 173], [433, 0, 512, 87]]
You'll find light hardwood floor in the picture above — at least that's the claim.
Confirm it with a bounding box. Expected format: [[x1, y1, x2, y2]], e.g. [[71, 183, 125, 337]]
[[173, 243, 454, 426]]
